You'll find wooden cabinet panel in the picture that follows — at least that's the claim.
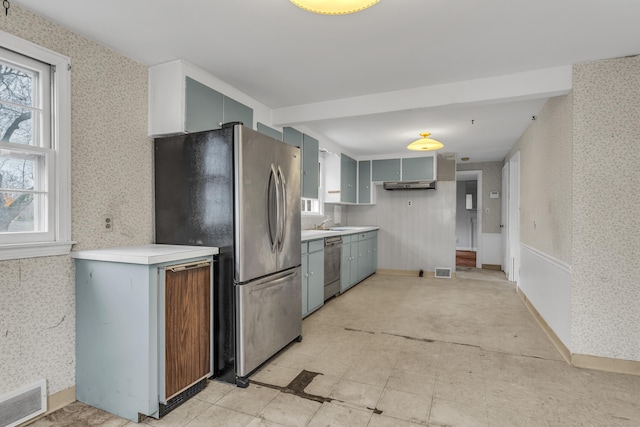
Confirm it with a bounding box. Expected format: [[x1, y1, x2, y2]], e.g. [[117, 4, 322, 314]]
[[164, 264, 211, 399]]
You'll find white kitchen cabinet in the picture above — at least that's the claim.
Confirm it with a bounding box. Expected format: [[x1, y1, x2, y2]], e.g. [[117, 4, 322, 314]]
[[149, 60, 253, 136], [72, 245, 217, 423], [302, 239, 324, 317]]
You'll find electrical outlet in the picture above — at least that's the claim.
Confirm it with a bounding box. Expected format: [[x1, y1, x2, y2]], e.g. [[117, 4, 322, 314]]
[[104, 215, 113, 232], [408, 200, 413, 207]]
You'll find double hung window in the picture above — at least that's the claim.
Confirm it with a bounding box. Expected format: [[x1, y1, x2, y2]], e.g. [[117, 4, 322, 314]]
[[0, 33, 72, 259]]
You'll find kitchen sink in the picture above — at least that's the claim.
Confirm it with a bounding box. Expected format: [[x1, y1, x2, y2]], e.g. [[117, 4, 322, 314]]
[[330, 226, 365, 231]]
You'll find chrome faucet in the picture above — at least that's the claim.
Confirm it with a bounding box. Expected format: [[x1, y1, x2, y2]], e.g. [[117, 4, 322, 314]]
[[314, 217, 333, 230]]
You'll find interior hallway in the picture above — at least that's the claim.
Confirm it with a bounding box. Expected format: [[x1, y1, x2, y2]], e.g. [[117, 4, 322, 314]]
[[32, 270, 640, 426]]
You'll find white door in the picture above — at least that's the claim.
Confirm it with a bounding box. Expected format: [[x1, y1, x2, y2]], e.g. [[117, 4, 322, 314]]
[[508, 152, 520, 284], [501, 163, 509, 275]]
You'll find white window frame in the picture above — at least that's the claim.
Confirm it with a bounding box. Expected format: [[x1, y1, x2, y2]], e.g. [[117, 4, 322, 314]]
[[0, 31, 73, 260]]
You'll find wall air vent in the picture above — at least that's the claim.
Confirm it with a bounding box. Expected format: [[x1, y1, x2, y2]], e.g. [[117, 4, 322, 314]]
[[434, 268, 452, 279], [0, 380, 47, 427]]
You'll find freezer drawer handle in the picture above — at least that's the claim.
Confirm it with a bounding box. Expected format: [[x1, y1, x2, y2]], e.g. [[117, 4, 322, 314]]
[[166, 261, 211, 272], [250, 271, 297, 292]]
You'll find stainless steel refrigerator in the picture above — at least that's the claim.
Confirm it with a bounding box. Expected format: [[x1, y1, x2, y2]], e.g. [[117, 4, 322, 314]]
[[154, 123, 302, 387]]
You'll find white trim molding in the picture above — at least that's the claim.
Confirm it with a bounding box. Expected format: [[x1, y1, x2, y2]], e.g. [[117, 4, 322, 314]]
[[519, 243, 572, 348]]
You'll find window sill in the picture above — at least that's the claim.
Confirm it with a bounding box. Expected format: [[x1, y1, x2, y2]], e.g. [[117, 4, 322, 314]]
[[0, 241, 76, 261]]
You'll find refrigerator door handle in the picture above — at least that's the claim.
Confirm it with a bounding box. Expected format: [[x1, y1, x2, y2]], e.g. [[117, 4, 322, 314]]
[[267, 164, 278, 252], [277, 166, 287, 252]]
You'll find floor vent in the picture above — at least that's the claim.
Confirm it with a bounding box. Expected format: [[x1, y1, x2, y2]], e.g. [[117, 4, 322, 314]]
[[0, 380, 47, 427], [435, 268, 452, 279], [159, 378, 207, 418]]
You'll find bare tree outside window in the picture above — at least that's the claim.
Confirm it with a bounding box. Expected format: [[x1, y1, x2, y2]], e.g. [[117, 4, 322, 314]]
[[0, 62, 36, 232]]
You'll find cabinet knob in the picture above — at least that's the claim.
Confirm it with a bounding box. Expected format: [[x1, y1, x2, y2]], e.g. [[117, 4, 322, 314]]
[[310, 271, 314, 276]]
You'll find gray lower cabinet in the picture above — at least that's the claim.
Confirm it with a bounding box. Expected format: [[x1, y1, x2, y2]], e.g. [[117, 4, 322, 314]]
[[302, 239, 324, 316], [340, 235, 359, 292], [340, 231, 377, 292], [73, 246, 215, 423]]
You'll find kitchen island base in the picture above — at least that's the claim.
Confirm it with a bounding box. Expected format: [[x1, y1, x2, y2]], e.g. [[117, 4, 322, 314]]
[[72, 245, 217, 423]]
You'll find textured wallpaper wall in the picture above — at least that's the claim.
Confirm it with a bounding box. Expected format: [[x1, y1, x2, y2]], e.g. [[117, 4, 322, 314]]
[[0, 6, 152, 396], [507, 95, 573, 263], [571, 56, 640, 361]]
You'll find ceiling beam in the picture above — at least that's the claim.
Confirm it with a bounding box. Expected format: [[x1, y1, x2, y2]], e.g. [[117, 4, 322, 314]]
[[272, 65, 572, 126]]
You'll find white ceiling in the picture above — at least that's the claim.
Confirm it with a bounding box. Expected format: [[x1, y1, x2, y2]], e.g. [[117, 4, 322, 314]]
[[16, 0, 640, 162]]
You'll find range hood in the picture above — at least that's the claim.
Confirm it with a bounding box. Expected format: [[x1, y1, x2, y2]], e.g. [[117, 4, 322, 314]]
[[383, 180, 437, 190]]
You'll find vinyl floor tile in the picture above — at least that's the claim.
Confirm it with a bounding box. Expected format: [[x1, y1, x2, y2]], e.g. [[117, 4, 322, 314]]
[[34, 270, 640, 427], [306, 401, 372, 427]]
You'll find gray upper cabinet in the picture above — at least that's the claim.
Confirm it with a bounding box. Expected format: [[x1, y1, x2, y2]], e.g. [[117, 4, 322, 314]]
[[402, 156, 434, 181], [149, 60, 254, 136], [283, 127, 303, 147], [257, 123, 283, 141], [185, 77, 223, 133], [284, 127, 319, 199], [340, 154, 357, 203], [358, 160, 371, 204], [222, 96, 253, 128], [372, 158, 401, 181], [302, 134, 319, 199]]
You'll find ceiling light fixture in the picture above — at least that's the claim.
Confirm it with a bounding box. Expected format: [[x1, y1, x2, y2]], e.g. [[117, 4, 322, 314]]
[[290, 0, 380, 15], [407, 133, 443, 151]]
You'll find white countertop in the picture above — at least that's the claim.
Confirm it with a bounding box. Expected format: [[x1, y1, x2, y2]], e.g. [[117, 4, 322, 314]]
[[301, 226, 379, 242], [70, 244, 219, 265]]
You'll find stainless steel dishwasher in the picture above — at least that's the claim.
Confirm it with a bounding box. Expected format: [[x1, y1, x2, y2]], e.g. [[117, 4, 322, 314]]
[[324, 236, 342, 301]]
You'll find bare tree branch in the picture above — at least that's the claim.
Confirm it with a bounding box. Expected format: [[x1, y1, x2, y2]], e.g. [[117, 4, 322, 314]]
[[1, 110, 31, 141]]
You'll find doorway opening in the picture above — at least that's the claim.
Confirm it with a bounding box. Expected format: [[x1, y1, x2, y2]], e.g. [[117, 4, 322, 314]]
[[455, 170, 482, 269]]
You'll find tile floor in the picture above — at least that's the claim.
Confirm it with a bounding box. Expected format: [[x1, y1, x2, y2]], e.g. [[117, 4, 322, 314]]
[[31, 269, 640, 426]]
